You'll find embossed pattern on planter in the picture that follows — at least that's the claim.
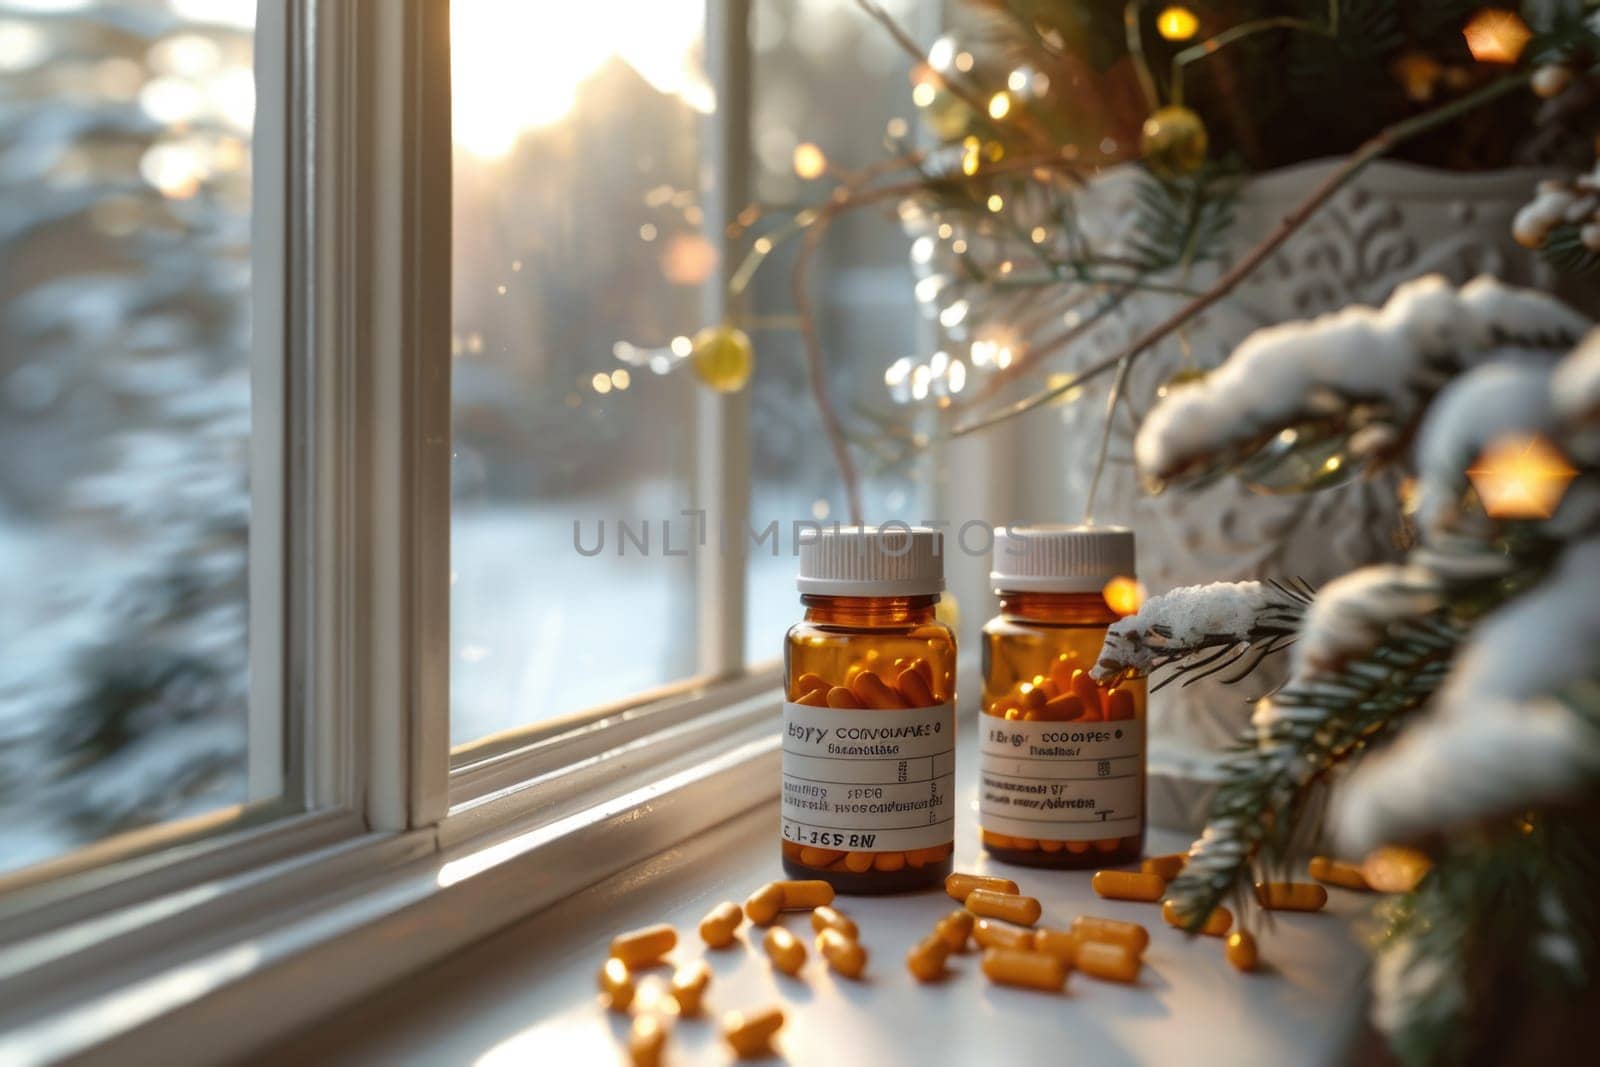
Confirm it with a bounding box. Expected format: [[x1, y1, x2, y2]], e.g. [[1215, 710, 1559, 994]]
[[1017, 159, 1596, 760]]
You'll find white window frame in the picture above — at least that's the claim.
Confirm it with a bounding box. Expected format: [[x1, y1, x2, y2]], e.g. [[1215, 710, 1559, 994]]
[[0, 1, 805, 1061]]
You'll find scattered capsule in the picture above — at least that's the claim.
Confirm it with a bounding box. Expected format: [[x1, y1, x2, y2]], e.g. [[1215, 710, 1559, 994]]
[[1226, 930, 1260, 973], [1031, 927, 1077, 963], [1075, 940, 1142, 984], [945, 871, 1020, 901], [906, 933, 952, 982], [1142, 853, 1186, 881], [965, 889, 1042, 926], [722, 1006, 784, 1058], [744, 883, 784, 925], [810, 905, 858, 939], [628, 1014, 667, 1067], [609, 923, 677, 968], [935, 909, 975, 951], [1091, 870, 1165, 902], [1162, 899, 1232, 936], [816, 927, 868, 979], [699, 901, 743, 948], [1362, 846, 1433, 894], [981, 947, 1067, 992], [776, 879, 835, 910], [973, 917, 1035, 951], [670, 959, 712, 1017], [598, 957, 635, 1011], [1069, 916, 1149, 956], [763, 926, 807, 975], [1254, 881, 1329, 912], [1308, 855, 1370, 891]]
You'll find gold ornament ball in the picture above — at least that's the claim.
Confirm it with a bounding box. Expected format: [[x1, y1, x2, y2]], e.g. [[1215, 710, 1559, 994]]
[[691, 324, 754, 393], [1140, 106, 1208, 176]]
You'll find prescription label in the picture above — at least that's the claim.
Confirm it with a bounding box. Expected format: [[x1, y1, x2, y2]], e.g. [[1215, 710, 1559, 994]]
[[781, 701, 955, 853], [978, 718, 1143, 840]]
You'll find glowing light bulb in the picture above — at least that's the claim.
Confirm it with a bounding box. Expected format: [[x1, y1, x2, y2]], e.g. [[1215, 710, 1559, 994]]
[[1463, 8, 1531, 64], [792, 142, 827, 179], [1102, 576, 1146, 616], [1466, 433, 1577, 518]]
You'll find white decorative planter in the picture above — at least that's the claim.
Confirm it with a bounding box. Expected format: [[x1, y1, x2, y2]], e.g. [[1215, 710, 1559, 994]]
[[1009, 158, 1594, 829]]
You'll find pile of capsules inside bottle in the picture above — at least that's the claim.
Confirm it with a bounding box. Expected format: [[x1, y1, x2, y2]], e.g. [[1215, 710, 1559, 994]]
[[596, 527, 1435, 1063]]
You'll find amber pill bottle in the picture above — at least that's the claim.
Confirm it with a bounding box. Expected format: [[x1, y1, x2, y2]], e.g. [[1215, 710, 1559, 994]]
[[978, 526, 1146, 869], [781, 526, 956, 893]]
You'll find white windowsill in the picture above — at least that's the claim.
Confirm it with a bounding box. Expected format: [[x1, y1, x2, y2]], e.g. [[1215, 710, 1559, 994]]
[[264, 766, 1377, 1065]]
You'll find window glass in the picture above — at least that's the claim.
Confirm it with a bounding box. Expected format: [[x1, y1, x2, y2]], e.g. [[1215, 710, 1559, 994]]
[[0, 0, 256, 875], [450, 1, 708, 743], [743, 0, 936, 662]]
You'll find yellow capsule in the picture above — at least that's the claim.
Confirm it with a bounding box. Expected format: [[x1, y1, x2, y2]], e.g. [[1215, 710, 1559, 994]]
[[1253, 881, 1329, 912], [1091, 870, 1165, 902], [1362, 846, 1433, 893], [825, 686, 860, 709], [945, 871, 1020, 901], [763, 926, 807, 975], [1308, 855, 1371, 891], [896, 666, 936, 707], [795, 671, 829, 695], [935, 909, 975, 951], [699, 901, 743, 948], [776, 879, 835, 910], [816, 927, 867, 979], [797, 846, 844, 868], [851, 670, 908, 709], [1071, 669, 1104, 719], [1031, 927, 1077, 963], [873, 851, 907, 872], [670, 959, 712, 1017], [722, 1006, 784, 1059], [1069, 916, 1150, 956], [598, 957, 635, 1011], [1162, 899, 1232, 936], [844, 851, 875, 873], [1075, 940, 1141, 984], [810, 905, 858, 939], [906, 933, 951, 982], [1141, 853, 1186, 881], [1105, 687, 1137, 721], [628, 1014, 667, 1067], [981, 947, 1067, 992], [609, 923, 677, 968], [1226, 930, 1260, 972], [965, 889, 1042, 926], [973, 917, 1034, 951], [744, 883, 783, 925]]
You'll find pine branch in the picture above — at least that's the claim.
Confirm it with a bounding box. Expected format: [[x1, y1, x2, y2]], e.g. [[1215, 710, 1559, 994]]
[[1376, 810, 1600, 1066], [1169, 607, 1464, 928]]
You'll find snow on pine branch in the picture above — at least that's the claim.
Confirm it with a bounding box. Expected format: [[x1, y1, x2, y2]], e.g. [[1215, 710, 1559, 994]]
[[1134, 275, 1592, 491], [1513, 161, 1600, 255], [1091, 579, 1309, 689], [1334, 538, 1600, 854], [1169, 564, 1461, 919]]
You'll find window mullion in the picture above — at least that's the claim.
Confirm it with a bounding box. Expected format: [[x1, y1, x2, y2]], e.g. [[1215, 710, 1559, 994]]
[[695, 0, 754, 678], [315, 0, 453, 831]]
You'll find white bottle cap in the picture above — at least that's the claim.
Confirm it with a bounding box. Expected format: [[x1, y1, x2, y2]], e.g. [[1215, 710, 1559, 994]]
[[990, 525, 1136, 593], [797, 525, 945, 597]]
